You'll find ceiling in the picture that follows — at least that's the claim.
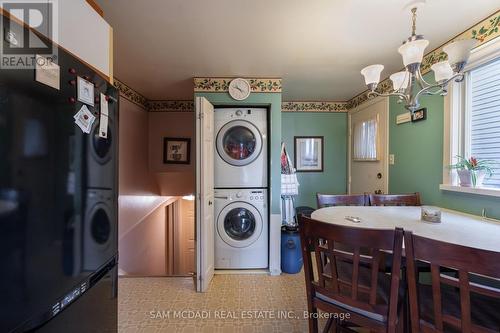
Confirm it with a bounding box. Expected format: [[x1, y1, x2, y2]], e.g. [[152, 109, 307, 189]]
[[96, 0, 499, 101]]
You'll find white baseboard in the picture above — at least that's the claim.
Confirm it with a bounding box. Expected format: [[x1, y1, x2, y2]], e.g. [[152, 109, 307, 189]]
[[269, 213, 282, 276]]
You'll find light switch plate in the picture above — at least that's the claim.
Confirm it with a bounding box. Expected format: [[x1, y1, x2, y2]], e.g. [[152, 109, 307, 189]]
[[389, 154, 395, 165]]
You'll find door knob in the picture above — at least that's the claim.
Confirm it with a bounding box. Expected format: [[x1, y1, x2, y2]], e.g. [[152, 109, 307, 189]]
[[374, 190, 382, 194], [377, 173, 383, 179], [208, 201, 213, 206]]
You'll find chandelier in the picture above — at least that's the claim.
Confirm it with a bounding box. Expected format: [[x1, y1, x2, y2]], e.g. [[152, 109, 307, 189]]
[[360, 4, 477, 112]]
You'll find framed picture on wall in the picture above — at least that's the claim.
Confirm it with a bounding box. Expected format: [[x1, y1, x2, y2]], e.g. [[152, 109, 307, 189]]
[[294, 136, 324, 172], [163, 138, 191, 164], [411, 107, 427, 122]]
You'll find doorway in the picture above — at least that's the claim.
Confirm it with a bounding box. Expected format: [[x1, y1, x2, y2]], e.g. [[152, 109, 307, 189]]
[[348, 97, 389, 195], [167, 197, 196, 276]]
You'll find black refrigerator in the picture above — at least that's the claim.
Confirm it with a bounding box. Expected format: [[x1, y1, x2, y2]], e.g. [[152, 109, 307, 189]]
[[0, 15, 119, 333]]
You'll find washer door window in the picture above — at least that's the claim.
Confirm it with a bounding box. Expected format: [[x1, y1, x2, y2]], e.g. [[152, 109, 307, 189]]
[[90, 120, 113, 165], [216, 120, 262, 166], [217, 202, 263, 248]]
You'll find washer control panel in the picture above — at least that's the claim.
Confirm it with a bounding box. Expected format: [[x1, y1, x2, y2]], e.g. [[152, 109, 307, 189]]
[[215, 189, 266, 203], [248, 190, 264, 203], [214, 108, 267, 122]]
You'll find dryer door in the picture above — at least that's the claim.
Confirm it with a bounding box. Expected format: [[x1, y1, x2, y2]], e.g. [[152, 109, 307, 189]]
[[217, 202, 263, 248], [89, 119, 113, 165], [216, 120, 262, 166]]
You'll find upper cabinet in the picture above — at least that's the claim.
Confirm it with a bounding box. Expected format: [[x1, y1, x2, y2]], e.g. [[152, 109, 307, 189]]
[[0, 0, 112, 80], [58, 0, 112, 79]]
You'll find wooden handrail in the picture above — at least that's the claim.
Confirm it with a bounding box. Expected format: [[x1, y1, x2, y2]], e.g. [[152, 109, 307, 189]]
[[86, 0, 104, 17]]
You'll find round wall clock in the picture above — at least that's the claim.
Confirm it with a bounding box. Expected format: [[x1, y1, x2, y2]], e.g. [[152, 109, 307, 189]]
[[228, 78, 251, 101]]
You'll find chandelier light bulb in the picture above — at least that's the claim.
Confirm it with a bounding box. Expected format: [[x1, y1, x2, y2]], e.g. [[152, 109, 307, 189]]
[[390, 71, 410, 91], [431, 61, 454, 83], [398, 39, 429, 67], [361, 64, 384, 86], [443, 39, 477, 67]]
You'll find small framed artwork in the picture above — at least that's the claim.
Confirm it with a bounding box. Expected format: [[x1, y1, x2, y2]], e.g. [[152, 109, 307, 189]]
[[163, 138, 191, 164], [294, 136, 324, 172], [77, 76, 95, 106], [411, 108, 427, 122]]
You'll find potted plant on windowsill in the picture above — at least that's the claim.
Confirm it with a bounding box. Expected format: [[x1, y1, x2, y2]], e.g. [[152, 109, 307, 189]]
[[449, 156, 494, 187]]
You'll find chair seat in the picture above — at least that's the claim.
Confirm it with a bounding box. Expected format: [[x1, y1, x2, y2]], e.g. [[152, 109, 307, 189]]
[[316, 292, 386, 322], [419, 284, 500, 332], [318, 261, 405, 323]]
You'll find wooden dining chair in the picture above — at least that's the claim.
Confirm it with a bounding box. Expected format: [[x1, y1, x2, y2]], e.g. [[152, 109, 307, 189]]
[[405, 231, 500, 333], [316, 193, 368, 208], [298, 215, 405, 333], [368, 193, 421, 206]]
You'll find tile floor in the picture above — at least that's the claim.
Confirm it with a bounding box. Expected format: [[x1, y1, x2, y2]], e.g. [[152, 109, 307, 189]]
[[118, 272, 313, 332]]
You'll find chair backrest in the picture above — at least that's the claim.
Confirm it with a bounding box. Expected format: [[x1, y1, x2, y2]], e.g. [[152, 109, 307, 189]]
[[405, 231, 500, 333], [316, 193, 367, 208], [298, 215, 403, 326], [368, 193, 421, 206], [295, 206, 315, 218]]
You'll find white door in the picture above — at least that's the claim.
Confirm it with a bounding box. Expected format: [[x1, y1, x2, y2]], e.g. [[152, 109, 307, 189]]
[[195, 97, 215, 292], [349, 97, 389, 195]]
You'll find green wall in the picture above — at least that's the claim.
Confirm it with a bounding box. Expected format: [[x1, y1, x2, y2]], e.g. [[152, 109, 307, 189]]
[[389, 73, 500, 219], [194, 92, 282, 214], [282, 112, 348, 208]]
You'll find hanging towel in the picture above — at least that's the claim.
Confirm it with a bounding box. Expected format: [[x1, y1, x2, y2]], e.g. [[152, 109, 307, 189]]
[[280, 143, 299, 196]]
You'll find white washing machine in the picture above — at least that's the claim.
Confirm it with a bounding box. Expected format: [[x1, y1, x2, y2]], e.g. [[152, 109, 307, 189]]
[[83, 189, 117, 271], [214, 107, 267, 188], [214, 188, 268, 269]]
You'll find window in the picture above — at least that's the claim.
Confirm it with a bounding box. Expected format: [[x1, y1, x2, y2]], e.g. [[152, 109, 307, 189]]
[[466, 58, 500, 187], [353, 117, 378, 161], [443, 38, 500, 195]]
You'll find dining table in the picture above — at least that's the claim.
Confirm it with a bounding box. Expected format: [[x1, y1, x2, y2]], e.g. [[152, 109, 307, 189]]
[[311, 206, 500, 253]]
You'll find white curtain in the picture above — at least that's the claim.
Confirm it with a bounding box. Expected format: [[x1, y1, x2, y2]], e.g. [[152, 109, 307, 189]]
[[353, 117, 378, 160]]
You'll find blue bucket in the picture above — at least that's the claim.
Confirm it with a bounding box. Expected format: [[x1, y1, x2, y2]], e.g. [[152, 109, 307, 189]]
[[281, 229, 303, 274]]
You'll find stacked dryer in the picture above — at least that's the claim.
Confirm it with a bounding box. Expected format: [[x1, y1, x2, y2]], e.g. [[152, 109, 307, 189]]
[[214, 107, 268, 269]]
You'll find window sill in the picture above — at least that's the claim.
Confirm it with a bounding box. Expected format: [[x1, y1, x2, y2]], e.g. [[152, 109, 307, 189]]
[[439, 184, 500, 198]]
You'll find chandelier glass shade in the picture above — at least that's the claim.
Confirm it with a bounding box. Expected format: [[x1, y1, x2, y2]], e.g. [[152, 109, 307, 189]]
[[360, 6, 477, 112]]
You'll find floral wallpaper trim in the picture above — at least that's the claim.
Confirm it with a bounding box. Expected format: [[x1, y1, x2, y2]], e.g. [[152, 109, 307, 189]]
[[193, 78, 282, 93], [113, 78, 149, 110], [348, 10, 500, 110], [147, 100, 194, 112], [281, 101, 349, 113]]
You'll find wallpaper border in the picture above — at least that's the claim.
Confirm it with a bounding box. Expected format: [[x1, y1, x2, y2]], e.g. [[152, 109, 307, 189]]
[[281, 101, 348, 113], [147, 100, 195, 112], [193, 77, 282, 93], [113, 78, 149, 110]]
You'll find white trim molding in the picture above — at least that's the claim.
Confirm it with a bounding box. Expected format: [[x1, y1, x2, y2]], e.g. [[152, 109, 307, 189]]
[[440, 184, 500, 198]]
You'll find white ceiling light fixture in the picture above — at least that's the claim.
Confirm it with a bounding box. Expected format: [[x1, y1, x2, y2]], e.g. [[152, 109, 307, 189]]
[[360, 1, 477, 112]]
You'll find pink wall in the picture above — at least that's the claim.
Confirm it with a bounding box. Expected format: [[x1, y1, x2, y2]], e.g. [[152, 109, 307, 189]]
[[118, 98, 195, 276], [118, 98, 157, 195], [148, 112, 195, 196], [118, 199, 167, 276], [118, 97, 165, 275]]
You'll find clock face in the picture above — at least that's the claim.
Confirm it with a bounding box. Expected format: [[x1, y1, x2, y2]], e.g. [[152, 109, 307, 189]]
[[229, 78, 251, 100]]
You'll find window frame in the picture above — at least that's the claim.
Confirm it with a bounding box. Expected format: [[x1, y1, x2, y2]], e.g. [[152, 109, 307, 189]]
[[442, 37, 500, 197]]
